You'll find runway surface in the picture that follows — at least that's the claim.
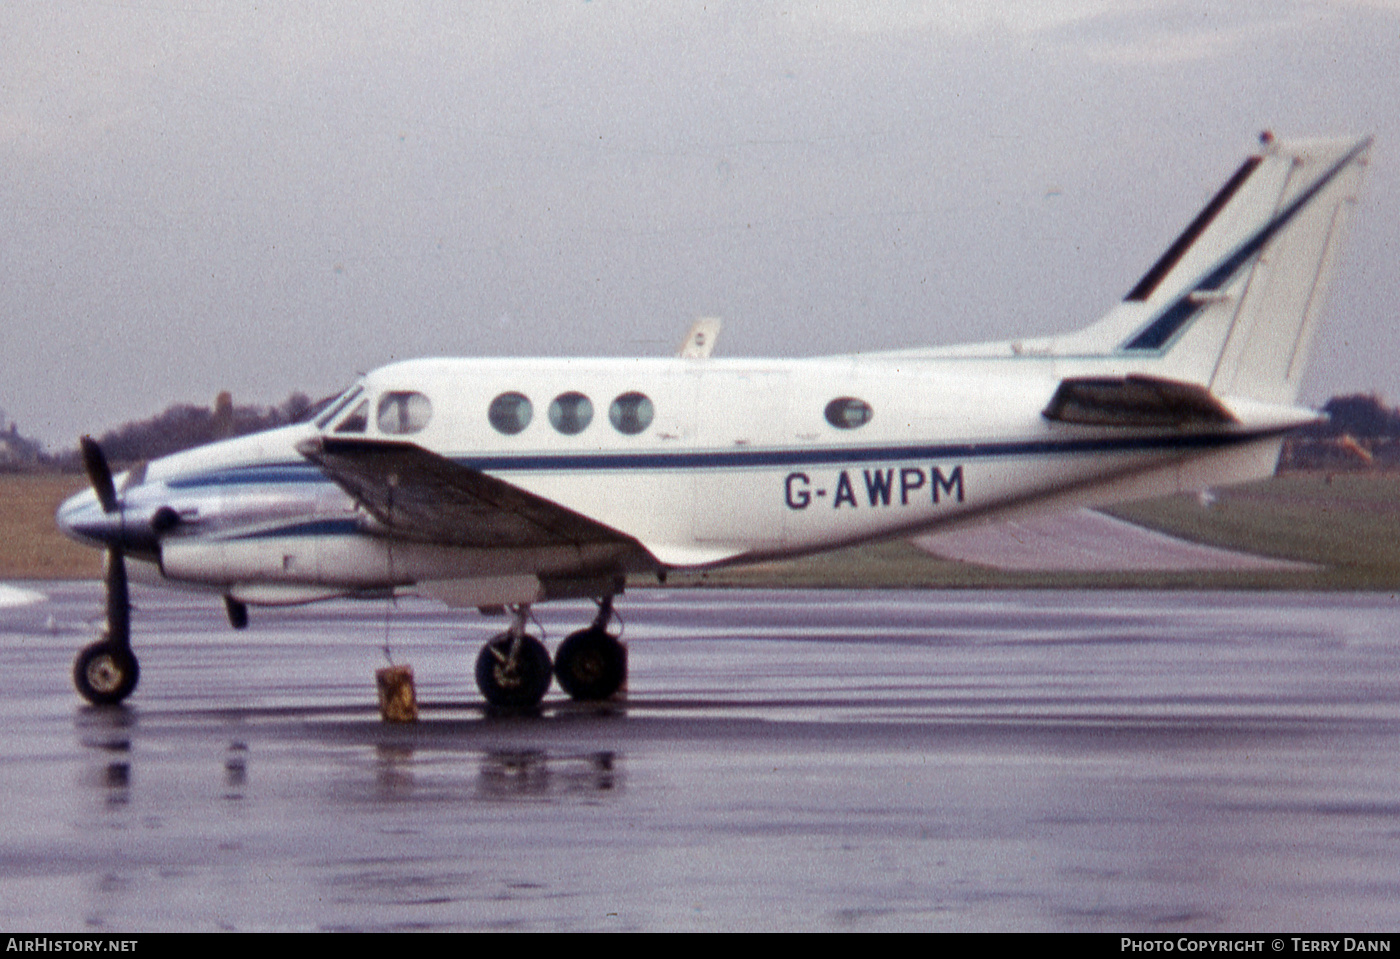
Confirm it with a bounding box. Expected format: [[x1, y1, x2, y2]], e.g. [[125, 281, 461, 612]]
[[2, 583, 1400, 931]]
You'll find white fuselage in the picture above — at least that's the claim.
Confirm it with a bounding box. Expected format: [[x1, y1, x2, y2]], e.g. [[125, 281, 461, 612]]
[[58, 351, 1305, 608]]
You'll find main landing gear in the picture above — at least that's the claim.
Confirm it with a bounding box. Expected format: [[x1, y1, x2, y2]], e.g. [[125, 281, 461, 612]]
[[554, 595, 627, 702], [474, 597, 626, 709]]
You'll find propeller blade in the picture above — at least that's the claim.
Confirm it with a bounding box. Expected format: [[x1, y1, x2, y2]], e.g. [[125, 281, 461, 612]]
[[104, 548, 130, 650], [80, 436, 119, 514]]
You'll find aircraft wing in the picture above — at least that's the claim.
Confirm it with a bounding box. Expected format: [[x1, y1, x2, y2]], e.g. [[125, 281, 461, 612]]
[[297, 436, 635, 550], [1042, 374, 1239, 428]]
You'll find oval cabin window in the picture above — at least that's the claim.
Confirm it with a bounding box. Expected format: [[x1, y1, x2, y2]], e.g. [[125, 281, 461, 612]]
[[548, 392, 594, 435], [376, 391, 432, 435], [488, 392, 533, 435], [608, 392, 654, 435], [824, 397, 873, 430]]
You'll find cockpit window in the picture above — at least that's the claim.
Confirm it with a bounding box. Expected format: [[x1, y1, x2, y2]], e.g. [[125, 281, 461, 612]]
[[377, 391, 432, 435], [315, 385, 363, 429], [548, 392, 593, 435], [609, 392, 654, 435], [333, 399, 369, 434], [824, 397, 873, 430], [488, 392, 533, 435]]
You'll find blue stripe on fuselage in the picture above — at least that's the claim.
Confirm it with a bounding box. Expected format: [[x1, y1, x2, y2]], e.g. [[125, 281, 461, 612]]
[[222, 518, 364, 541], [457, 430, 1267, 471], [166, 464, 326, 488], [164, 428, 1283, 490]]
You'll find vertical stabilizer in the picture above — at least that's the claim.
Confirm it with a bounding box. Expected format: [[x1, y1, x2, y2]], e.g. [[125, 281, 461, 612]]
[[1124, 134, 1372, 403], [1040, 134, 1371, 407]]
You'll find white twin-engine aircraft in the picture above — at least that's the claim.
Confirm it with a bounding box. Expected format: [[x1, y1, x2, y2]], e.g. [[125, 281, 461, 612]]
[[59, 133, 1372, 709]]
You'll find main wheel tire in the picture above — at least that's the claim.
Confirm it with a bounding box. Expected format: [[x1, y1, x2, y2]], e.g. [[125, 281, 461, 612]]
[[73, 641, 139, 706], [475, 632, 552, 709], [554, 627, 626, 701]]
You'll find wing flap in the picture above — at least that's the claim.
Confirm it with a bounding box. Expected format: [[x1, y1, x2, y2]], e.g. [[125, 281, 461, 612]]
[[297, 436, 633, 550], [1042, 375, 1239, 428]]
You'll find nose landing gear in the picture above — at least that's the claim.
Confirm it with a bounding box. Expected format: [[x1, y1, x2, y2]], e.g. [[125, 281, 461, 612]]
[[74, 544, 139, 707]]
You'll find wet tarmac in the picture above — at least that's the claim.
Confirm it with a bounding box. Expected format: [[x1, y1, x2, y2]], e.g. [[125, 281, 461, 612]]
[[2, 583, 1400, 931]]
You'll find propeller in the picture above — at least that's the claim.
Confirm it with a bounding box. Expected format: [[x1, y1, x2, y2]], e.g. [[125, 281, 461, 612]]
[[80, 436, 119, 514], [79, 436, 130, 650]]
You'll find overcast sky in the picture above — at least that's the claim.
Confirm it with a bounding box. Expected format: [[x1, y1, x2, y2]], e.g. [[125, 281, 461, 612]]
[[3, 1, 1398, 450]]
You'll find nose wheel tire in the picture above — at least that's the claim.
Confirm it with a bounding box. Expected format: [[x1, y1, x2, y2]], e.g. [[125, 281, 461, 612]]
[[475, 632, 552, 709], [74, 640, 140, 706], [554, 627, 626, 701]]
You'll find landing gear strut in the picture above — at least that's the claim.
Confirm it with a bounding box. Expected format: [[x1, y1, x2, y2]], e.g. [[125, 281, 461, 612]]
[[74, 544, 140, 706], [474, 605, 553, 709], [554, 595, 626, 702]]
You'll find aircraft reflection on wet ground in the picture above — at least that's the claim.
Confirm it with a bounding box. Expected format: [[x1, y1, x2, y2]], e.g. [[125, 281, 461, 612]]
[[76, 709, 620, 809], [4, 583, 1400, 931]]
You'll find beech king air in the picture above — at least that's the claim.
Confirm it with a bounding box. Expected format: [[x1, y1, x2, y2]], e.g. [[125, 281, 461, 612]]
[[58, 133, 1372, 709]]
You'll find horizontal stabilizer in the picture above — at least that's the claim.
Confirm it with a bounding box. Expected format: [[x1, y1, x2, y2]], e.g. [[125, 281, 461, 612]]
[[1042, 375, 1239, 428]]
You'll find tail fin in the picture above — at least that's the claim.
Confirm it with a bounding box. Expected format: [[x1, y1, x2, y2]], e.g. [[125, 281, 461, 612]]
[[1055, 133, 1371, 404]]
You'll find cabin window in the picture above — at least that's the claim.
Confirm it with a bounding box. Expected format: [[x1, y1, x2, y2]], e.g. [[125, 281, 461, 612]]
[[548, 392, 593, 435], [488, 392, 533, 435], [333, 399, 369, 434], [377, 391, 432, 435], [608, 392, 654, 435], [824, 397, 873, 430]]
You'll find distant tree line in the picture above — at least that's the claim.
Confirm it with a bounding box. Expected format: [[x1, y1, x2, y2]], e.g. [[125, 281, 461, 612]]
[[0, 391, 331, 472], [3, 389, 1399, 473]]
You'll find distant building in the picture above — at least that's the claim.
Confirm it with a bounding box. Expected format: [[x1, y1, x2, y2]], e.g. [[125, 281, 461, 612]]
[[0, 423, 45, 469], [1279, 393, 1400, 472]]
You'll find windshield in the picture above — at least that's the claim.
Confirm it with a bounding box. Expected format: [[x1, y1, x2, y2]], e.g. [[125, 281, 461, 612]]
[[314, 383, 365, 430]]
